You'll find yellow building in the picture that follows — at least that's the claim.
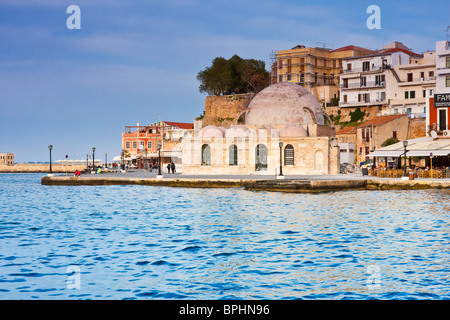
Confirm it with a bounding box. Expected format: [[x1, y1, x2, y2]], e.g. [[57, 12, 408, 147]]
[[271, 44, 375, 106], [0, 153, 14, 166]]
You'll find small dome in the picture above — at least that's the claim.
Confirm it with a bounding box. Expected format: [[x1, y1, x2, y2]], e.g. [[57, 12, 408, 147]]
[[245, 82, 324, 126], [225, 125, 251, 138], [280, 124, 308, 137], [217, 126, 227, 134], [198, 125, 224, 139]]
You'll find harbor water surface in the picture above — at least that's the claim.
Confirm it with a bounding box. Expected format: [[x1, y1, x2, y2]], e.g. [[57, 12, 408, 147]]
[[0, 174, 448, 299]]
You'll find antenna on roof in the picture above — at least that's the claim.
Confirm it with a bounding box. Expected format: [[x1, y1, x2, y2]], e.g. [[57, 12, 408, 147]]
[[447, 26, 450, 49]]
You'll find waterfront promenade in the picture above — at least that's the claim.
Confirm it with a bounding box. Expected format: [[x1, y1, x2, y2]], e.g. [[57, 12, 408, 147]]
[[41, 170, 450, 193]]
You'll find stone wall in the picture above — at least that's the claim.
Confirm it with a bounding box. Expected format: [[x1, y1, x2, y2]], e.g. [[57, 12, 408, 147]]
[[326, 105, 386, 123], [182, 136, 335, 175], [0, 164, 87, 173], [329, 144, 340, 174], [202, 93, 254, 128], [407, 118, 426, 139]]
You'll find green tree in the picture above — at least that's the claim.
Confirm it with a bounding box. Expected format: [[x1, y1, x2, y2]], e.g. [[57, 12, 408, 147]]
[[349, 107, 366, 123], [381, 137, 399, 147], [197, 55, 269, 96], [328, 97, 339, 106]]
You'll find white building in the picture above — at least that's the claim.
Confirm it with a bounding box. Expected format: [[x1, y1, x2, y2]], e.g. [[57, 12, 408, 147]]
[[339, 43, 423, 116], [387, 50, 436, 117], [426, 40, 450, 135], [436, 40, 450, 94], [338, 142, 355, 164]]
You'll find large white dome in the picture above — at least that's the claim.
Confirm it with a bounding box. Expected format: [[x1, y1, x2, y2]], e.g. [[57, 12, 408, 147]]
[[245, 82, 324, 126]]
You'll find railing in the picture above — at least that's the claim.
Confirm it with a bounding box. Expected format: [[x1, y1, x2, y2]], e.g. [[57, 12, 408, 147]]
[[340, 99, 387, 106], [341, 81, 385, 89], [343, 65, 391, 74], [369, 168, 450, 179]]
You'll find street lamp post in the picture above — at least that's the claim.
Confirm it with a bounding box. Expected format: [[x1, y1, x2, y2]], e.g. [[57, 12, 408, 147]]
[[279, 141, 284, 177], [92, 147, 96, 172], [48, 145, 53, 174], [144, 149, 148, 171], [121, 149, 125, 170], [105, 153, 107, 168], [402, 140, 408, 178], [430, 152, 433, 181], [157, 144, 162, 177]]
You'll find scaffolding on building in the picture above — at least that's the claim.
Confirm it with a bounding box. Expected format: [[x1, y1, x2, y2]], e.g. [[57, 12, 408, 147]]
[[270, 43, 376, 88]]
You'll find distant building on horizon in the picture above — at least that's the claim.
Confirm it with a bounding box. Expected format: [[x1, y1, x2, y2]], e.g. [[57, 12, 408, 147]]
[[0, 153, 14, 166]]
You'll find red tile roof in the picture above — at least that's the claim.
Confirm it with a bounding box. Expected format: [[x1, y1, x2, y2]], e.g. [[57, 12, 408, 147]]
[[332, 45, 375, 53], [378, 47, 421, 57], [162, 121, 194, 129], [357, 114, 407, 128], [336, 126, 357, 135]]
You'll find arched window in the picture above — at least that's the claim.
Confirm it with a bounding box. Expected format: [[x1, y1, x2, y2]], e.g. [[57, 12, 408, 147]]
[[255, 144, 268, 171], [284, 144, 294, 166], [229, 144, 238, 166], [201, 144, 211, 166]]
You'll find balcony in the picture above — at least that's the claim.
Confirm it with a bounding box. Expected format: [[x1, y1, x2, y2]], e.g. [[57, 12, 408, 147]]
[[397, 77, 436, 87], [340, 99, 387, 108], [343, 64, 391, 74], [340, 81, 386, 90]]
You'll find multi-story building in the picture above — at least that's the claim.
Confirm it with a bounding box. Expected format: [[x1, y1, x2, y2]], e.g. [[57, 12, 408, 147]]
[[0, 153, 14, 166], [121, 121, 194, 169], [355, 114, 409, 166], [387, 51, 436, 117], [271, 44, 375, 106], [427, 40, 450, 135], [339, 42, 422, 116]]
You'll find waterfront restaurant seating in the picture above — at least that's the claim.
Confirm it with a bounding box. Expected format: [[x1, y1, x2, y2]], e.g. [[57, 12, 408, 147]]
[[369, 168, 449, 179]]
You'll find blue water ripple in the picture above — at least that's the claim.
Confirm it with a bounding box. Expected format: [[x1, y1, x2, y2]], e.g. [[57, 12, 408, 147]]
[[0, 174, 448, 299]]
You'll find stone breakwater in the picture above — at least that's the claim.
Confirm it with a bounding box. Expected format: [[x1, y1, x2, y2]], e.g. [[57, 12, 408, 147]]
[[41, 176, 450, 193], [1, 164, 87, 173]]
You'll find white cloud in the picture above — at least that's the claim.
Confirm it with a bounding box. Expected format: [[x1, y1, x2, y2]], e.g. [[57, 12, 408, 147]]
[[0, 0, 129, 8]]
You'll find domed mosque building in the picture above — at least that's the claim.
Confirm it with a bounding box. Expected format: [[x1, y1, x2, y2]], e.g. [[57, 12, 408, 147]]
[[182, 82, 340, 175]]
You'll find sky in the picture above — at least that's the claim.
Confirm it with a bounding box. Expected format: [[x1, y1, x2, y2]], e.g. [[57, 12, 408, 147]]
[[0, 0, 449, 163]]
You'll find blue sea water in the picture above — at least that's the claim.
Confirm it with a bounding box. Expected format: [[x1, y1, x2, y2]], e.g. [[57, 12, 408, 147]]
[[0, 173, 448, 300]]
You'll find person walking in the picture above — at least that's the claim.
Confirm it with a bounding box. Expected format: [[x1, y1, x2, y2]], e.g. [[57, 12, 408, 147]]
[[170, 162, 176, 174], [167, 163, 171, 174]]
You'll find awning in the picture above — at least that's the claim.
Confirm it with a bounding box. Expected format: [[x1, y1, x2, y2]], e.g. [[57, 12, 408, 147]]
[[406, 150, 450, 157], [367, 137, 450, 158], [367, 150, 405, 157], [368, 150, 450, 157]]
